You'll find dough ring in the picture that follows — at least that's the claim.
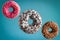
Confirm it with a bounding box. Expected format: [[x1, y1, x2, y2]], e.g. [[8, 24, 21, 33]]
[[42, 21, 59, 39], [19, 10, 42, 34], [2, 1, 20, 18]]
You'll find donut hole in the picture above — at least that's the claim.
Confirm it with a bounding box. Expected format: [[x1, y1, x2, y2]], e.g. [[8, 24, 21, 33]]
[[9, 7, 14, 12], [28, 18, 33, 25], [48, 27, 53, 33]]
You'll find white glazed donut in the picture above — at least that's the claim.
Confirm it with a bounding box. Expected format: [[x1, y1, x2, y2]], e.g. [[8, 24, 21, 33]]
[[19, 10, 42, 34]]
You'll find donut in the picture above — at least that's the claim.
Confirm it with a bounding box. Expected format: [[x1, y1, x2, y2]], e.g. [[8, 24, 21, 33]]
[[19, 10, 42, 34], [2, 1, 20, 18], [42, 21, 59, 39]]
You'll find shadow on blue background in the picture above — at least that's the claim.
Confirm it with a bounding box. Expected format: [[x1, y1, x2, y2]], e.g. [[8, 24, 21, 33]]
[[0, 0, 60, 40]]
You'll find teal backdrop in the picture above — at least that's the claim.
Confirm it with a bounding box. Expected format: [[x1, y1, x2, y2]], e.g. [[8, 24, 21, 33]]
[[0, 0, 60, 40]]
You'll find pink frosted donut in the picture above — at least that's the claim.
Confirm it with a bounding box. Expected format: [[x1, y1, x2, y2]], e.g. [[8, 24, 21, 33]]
[[2, 1, 20, 18]]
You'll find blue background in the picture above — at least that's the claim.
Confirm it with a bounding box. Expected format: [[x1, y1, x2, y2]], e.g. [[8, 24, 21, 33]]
[[0, 0, 60, 40]]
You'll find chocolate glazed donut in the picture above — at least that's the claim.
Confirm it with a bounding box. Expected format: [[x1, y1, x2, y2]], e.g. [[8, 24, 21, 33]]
[[42, 21, 59, 39]]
